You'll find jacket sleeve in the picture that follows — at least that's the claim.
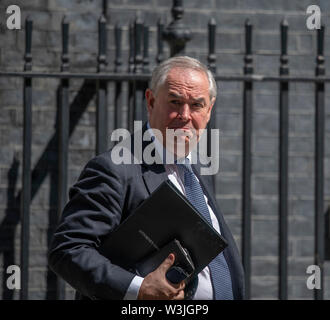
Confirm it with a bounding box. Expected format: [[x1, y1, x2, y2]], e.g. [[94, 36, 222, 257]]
[[48, 153, 136, 300]]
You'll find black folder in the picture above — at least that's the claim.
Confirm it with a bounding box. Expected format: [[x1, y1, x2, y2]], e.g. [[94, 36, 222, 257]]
[[98, 179, 228, 278]]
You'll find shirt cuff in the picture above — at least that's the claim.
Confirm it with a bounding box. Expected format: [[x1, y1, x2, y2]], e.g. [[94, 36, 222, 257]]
[[123, 275, 144, 300]]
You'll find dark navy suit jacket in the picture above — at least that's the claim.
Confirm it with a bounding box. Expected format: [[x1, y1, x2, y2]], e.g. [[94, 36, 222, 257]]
[[48, 125, 245, 300]]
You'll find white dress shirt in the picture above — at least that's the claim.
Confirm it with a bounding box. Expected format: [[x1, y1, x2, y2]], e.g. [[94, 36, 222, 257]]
[[124, 125, 222, 300]]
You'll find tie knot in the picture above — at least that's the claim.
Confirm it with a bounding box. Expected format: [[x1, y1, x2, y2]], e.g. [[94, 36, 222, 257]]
[[176, 159, 193, 175]]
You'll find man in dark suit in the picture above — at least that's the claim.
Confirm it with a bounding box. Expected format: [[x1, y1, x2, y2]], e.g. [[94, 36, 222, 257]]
[[48, 56, 245, 300]]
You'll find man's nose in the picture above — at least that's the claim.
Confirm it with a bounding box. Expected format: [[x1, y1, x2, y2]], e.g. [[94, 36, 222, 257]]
[[178, 103, 191, 120]]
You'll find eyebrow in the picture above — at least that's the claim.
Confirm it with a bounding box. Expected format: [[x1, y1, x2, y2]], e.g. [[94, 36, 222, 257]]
[[168, 92, 183, 99], [168, 92, 206, 104], [192, 97, 206, 104]]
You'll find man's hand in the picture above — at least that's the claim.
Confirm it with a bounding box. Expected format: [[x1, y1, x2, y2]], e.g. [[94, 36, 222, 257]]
[[137, 254, 186, 300]]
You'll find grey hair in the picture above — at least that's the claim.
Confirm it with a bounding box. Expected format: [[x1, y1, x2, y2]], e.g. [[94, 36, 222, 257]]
[[150, 56, 217, 100]]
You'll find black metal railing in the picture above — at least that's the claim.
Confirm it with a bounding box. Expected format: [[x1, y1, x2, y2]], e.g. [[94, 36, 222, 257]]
[[278, 19, 289, 301], [0, 0, 328, 301]]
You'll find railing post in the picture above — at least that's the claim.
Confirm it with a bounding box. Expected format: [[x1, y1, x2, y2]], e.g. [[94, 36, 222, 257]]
[[143, 25, 150, 74], [128, 22, 135, 132], [114, 23, 123, 130], [325, 206, 330, 261], [242, 18, 253, 300], [208, 18, 217, 73], [21, 16, 33, 300], [314, 24, 325, 300], [163, 0, 191, 57], [207, 17, 217, 140], [133, 15, 144, 125], [128, 22, 135, 74], [96, 14, 108, 154], [56, 15, 70, 300], [207, 18, 217, 188], [157, 18, 165, 64], [279, 19, 289, 300], [141, 24, 150, 123], [102, 0, 108, 18], [134, 15, 143, 75]]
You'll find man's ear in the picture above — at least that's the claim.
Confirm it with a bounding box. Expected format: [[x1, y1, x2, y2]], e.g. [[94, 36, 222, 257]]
[[207, 97, 216, 119], [145, 88, 155, 114], [210, 97, 216, 111]]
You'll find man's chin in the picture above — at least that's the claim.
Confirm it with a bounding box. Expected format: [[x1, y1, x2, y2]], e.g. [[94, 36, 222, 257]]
[[162, 127, 199, 158], [165, 140, 198, 159]]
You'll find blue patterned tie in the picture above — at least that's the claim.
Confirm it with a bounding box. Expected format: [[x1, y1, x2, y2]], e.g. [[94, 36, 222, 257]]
[[177, 160, 234, 300]]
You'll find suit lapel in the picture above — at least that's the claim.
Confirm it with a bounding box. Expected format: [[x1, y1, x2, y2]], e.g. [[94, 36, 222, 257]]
[[140, 123, 168, 195], [142, 164, 168, 195]]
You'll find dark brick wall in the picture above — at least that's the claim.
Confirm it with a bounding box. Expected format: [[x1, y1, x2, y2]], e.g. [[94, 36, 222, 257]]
[[0, 0, 329, 299]]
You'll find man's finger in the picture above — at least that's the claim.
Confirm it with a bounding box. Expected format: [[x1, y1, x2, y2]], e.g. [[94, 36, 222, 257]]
[[171, 279, 186, 290], [172, 289, 185, 300]]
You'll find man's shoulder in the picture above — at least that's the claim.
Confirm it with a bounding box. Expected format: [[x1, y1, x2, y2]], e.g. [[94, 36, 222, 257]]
[[82, 147, 144, 178]]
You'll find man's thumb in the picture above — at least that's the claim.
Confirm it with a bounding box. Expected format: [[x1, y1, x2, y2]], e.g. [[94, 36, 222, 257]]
[[159, 253, 175, 272]]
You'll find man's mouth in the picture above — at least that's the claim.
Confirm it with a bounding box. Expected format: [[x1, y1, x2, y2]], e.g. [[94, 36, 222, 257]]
[[173, 127, 190, 130], [168, 126, 192, 130]]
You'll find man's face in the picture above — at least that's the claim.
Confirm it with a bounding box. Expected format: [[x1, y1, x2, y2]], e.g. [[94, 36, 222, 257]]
[[146, 67, 215, 157]]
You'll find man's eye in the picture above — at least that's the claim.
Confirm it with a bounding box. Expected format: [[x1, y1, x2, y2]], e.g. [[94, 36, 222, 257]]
[[192, 103, 203, 108], [170, 100, 181, 105]]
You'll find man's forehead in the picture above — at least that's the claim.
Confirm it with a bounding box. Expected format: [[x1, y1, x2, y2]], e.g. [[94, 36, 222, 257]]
[[166, 67, 208, 83], [163, 69, 209, 90]]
